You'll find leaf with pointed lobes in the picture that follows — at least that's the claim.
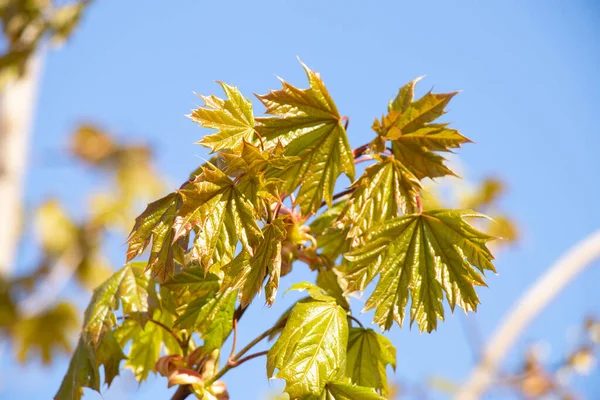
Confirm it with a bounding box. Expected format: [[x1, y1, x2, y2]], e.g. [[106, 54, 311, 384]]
[[344, 209, 496, 333], [175, 288, 236, 352], [346, 328, 396, 395], [54, 331, 126, 400], [373, 77, 471, 180], [126, 192, 185, 282], [221, 218, 287, 307], [120, 262, 157, 327], [304, 380, 387, 400], [191, 82, 257, 153], [177, 164, 262, 270], [267, 286, 348, 398], [338, 154, 421, 239], [256, 60, 354, 215]]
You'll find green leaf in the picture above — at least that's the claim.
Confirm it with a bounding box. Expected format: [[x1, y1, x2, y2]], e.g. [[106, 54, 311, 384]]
[[175, 289, 236, 351], [15, 302, 78, 364], [267, 297, 348, 398], [82, 266, 130, 344], [287, 281, 336, 303], [374, 78, 470, 180], [177, 165, 262, 269], [316, 381, 387, 400], [346, 328, 396, 394], [309, 199, 351, 265], [316, 269, 349, 310], [115, 310, 181, 383], [388, 76, 424, 113], [54, 331, 126, 400], [344, 209, 495, 332], [221, 218, 286, 307], [95, 331, 127, 387], [339, 155, 421, 237], [163, 266, 221, 303], [256, 60, 354, 214], [126, 193, 184, 282], [191, 82, 257, 153], [54, 338, 99, 400], [120, 262, 156, 327]]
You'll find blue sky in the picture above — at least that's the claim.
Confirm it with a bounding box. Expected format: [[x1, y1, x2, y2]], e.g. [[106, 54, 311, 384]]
[[2, 0, 600, 398]]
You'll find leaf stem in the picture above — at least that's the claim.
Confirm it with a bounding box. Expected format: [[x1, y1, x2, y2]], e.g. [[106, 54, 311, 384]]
[[341, 116, 349, 130], [148, 318, 186, 352], [229, 317, 239, 360], [352, 143, 370, 158], [208, 350, 269, 386], [348, 314, 364, 328]]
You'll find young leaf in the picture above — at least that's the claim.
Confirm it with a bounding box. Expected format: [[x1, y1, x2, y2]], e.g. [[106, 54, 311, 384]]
[[54, 332, 126, 400], [163, 266, 221, 302], [374, 78, 470, 180], [256, 61, 354, 214], [191, 82, 257, 153], [346, 328, 396, 394], [81, 266, 130, 344], [344, 209, 495, 332], [221, 218, 286, 307], [54, 338, 99, 400], [314, 381, 387, 400], [316, 268, 350, 310], [267, 294, 348, 398], [115, 310, 181, 383], [309, 199, 351, 265], [120, 262, 155, 327], [339, 155, 421, 237], [126, 193, 184, 282], [177, 165, 262, 269], [175, 289, 236, 351]]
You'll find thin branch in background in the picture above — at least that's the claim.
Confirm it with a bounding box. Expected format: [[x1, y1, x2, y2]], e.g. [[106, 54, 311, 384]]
[[457, 229, 600, 400]]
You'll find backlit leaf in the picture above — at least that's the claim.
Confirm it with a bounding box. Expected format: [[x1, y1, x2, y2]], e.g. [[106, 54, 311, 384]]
[[177, 165, 262, 269], [344, 209, 495, 332], [221, 218, 286, 307], [339, 155, 421, 237], [346, 328, 396, 394], [126, 193, 184, 282], [256, 61, 354, 214], [267, 294, 348, 398], [313, 381, 386, 400], [192, 82, 257, 153]]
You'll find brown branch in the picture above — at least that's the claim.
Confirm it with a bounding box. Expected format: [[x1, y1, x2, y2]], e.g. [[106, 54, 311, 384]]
[[352, 143, 370, 158], [229, 350, 268, 367], [340, 116, 349, 130], [170, 384, 191, 400]]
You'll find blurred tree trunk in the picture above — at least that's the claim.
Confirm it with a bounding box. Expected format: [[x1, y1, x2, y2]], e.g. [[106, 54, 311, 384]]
[[0, 52, 44, 276]]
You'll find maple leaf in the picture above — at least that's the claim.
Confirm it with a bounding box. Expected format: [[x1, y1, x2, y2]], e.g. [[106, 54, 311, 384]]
[[177, 165, 262, 269], [256, 60, 354, 214], [120, 262, 157, 327], [312, 381, 387, 400], [344, 209, 495, 332], [339, 154, 421, 238], [191, 82, 257, 153], [126, 193, 185, 282], [221, 218, 287, 307], [114, 310, 181, 383], [267, 284, 348, 398], [174, 279, 237, 351], [346, 328, 396, 394], [373, 78, 471, 180], [309, 199, 351, 265]]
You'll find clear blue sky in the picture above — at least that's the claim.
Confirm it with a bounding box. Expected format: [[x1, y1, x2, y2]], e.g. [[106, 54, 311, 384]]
[[2, 0, 600, 399]]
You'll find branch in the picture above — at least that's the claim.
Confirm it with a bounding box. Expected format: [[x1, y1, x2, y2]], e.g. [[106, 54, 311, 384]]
[[456, 229, 600, 400], [170, 384, 191, 400]]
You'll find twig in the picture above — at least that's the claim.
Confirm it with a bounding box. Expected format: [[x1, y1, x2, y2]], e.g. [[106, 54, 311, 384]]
[[170, 384, 191, 400], [456, 229, 600, 400], [341, 116, 349, 130], [352, 143, 370, 158], [229, 316, 239, 360], [229, 350, 268, 367], [320, 187, 355, 209]]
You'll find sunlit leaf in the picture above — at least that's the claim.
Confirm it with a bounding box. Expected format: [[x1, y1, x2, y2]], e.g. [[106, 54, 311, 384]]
[[256, 61, 354, 214], [267, 292, 348, 397], [192, 82, 257, 152], [345, 209, 495, 332], [346, 328, 396, 394], [221, 218, 286, 306]]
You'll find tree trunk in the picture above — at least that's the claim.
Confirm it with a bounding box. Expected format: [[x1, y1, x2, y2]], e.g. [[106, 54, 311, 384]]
[[0, 51, 44, 276]]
